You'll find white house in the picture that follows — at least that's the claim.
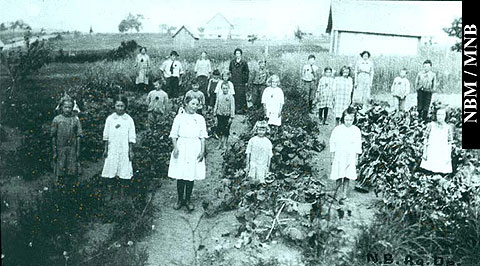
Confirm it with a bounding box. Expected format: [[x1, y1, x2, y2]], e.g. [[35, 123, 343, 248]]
[[172, 26, 199, 48], [327, 0, 461, 56], [203, 13, 233, 40]]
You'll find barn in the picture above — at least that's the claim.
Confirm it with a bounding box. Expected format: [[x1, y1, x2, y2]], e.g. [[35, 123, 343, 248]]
[[172, 26, 199, 48], [203, 13, 233, 40], [327, 0, 461, 56]]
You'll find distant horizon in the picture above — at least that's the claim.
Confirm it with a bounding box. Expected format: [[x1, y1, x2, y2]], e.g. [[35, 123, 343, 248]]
[[1, 0, 462, 39]]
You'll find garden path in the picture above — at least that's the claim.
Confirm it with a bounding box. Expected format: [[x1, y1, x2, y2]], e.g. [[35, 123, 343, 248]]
[[309, 113, 379, 258], [141, 115, 304, 266]]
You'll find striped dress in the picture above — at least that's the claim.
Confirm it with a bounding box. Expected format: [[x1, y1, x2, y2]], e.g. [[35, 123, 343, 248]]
[[333, 76, 353, 118], [315, 76, 335, 109]]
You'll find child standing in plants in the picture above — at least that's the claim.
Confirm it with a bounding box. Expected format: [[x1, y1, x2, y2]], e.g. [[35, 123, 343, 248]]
[[161, 50, 184, 98], [249, 59, 269, 109], [146, 78, 169, 131], [329, 107, 362, 203], [333, 66, 354, 125], [261, 74, 284, 127], [246, 121, 273, 184], [315, 67, 335, 125], [51, 98, 82, 188], [168, 96, 208, 212], [214, 82, 235, 149], [415, 59, 437, 121], [101, 96, 136, 181], [207, 69, 222, 112], [185, 78, 206, 115], [194, 51, 212, 98], [391, 68, 411, 112], [135, 47, 151, 93], [420, 106, 453, 174], [301, 55, 319, 112]]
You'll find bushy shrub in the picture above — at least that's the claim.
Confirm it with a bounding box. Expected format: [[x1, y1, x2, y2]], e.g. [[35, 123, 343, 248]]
[[107, 40, 139, 61], [0, 39, 52, 86]]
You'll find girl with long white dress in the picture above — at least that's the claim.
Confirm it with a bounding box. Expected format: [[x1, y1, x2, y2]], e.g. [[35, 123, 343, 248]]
[[261, 75, 284, 127], [420, 108, 453, 174], [135, 47, 151, 92], [101, 96, 136, 180], [330, 107, 362, 203], [168, 96, 208, 212]]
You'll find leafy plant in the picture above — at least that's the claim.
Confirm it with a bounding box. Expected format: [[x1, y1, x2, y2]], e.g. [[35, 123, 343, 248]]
[[0, 39, 52, 90]]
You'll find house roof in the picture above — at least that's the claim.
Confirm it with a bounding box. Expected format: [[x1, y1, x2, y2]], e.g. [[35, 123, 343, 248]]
[[206, 13, 234, 28], [328, 0, 461, 37], [172, 26, 199, 40]]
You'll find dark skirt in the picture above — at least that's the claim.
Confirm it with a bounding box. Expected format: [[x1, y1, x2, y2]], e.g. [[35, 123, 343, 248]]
[[216, 115, 231, 137]]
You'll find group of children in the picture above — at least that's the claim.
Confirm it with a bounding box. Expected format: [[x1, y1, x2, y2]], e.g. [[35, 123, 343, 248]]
[[50, 49, 450, 210]]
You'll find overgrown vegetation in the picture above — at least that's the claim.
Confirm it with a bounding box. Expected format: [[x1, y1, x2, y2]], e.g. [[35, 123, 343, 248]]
[[350, 101, 480, 266]]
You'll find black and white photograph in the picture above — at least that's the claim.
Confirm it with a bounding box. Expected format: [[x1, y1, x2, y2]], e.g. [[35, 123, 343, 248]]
[[1, 0, 477, 266]]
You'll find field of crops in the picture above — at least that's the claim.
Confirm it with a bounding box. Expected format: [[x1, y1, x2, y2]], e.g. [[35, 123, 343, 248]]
[[1, 35, 476, 266]]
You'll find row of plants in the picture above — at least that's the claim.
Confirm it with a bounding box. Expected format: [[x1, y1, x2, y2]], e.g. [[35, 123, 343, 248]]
[[199, 87, 356, 266], [349, 102, 480, 265]]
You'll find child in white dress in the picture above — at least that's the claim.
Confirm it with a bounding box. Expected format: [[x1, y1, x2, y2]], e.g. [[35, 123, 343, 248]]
[[246, 121, 273, 183], [261, 75, 284, 127], [168, 95, 208, 212], [420, 107, 453, 174], [329, 107, 362, 203], [101, 96, 136, 180]]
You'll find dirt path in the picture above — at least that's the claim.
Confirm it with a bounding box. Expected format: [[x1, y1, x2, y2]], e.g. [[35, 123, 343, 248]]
[[140, 115, 305, 266], [310, 113, 379, 255]]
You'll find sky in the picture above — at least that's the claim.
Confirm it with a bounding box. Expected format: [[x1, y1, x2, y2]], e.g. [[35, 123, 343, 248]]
[[0, 0, 461, 39]]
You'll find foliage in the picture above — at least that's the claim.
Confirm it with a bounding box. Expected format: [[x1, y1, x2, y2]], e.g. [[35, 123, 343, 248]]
[[351, 100, 480, 265], [4, 20, 31, 32], [107, 40, 139, 61], [0, 39, 52, 87], [443, 17, 462, 52], [118, 13, 144, 33], [1, 173, 157, 266], [2, 90, 56, 179]]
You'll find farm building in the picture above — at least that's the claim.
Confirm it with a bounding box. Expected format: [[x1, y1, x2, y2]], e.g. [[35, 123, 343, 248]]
[[327, 0, 461, 56], [172, 26, 199, 48], [203, 13, 233, 40]]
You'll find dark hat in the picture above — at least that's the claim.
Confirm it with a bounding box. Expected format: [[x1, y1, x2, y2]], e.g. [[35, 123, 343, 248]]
[[170, 50, 179, 56]]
